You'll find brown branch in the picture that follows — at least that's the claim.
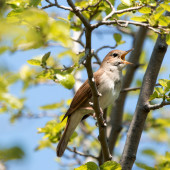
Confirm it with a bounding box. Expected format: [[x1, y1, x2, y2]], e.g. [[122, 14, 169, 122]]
[[95, 45, 117, 54], [67, 0, 90, 28], [83, 29, 112, 162], [108, 27, 148, 157], [146, 101, 170, 110], [120, 13, 169, 169], [67, 147, 98, 159], [120, 83, 160, 93]]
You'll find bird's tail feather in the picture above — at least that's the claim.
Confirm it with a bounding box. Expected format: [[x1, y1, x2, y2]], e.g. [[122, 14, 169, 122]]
[[56, 111, 84, 157]]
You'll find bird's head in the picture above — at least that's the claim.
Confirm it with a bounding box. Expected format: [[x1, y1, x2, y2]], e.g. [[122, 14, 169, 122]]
[[101, 49, 133, 71]]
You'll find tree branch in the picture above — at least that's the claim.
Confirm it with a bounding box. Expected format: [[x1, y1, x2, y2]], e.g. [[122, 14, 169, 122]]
[[67, 0, 90, 28], [146, 101, 170, 110], [83, 29, 112, 162], [120, 13, 169, 169], [120, 83, 160, 93], [67, 147, 98, 159], [92, 19, 166, 34], [54, 0, 72, 11]]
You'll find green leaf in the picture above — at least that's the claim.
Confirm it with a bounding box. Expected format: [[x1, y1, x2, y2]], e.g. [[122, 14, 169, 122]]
[[158, 79, 169, 88], [131, 16, 147, 22], [139, 7, 151, 14], [0, 146, 24, 162], [1, 93, 23, 109], [39, 100, 64, 110], [27, 59, 41, 66], [142, 149, 156, 157], [100, 161, 122, 170], [30, 0, 41, 7], [155, 87, 164, 94], [159, 16, 170, 26], [35, 140, 53, 151], [75, 162, 99, 170], [160, 4, 170, 12], [166, 34, 170, 45], [114, 33, 122, 43], [135, 162, 155, 170], [149, 91, 159, 101], [56, 74, 75, 89], [120, 0, 132, 6], [42, 52, 51, 66]]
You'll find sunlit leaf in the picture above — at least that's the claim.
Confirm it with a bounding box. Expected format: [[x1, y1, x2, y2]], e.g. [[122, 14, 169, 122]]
[[135, 162, 155, 170], [75, 162, 99, 170], [35, 140, 53, 151], [139, 7, 151, 14], [120, 0, 132, 6], [27, 59, 41, 66], [42, 52, 51, 65], [160, 4, 170, 12], [39, 100, 64, 110], [166, 34, 170, 45], [131, 16, 147, 22], [55, 73, 75, 89], [100, 161, 121, 170]]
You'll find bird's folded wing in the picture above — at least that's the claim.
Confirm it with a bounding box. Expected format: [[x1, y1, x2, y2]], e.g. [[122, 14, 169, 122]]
[[62, 70, 101, 121]]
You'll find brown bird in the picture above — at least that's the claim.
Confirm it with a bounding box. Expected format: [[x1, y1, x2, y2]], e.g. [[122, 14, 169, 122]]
[[57, 49, 133, 157]]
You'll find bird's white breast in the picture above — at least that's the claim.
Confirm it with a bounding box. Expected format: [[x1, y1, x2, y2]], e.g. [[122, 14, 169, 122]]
[[98, 70, 122, 109]]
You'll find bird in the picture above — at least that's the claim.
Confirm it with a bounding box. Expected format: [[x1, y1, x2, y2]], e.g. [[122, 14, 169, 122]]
[[56, 49, 133, 157]]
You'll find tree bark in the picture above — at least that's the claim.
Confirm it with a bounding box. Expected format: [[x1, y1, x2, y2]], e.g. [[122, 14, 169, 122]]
[[120, 32, 168, 170]]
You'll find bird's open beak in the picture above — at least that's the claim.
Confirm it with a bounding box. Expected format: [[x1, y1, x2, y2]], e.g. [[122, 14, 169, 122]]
[[121, 48, 134, 65]]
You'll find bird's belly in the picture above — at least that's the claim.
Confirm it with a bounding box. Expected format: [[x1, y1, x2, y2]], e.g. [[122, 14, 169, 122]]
[[99, 81, 121, 110]]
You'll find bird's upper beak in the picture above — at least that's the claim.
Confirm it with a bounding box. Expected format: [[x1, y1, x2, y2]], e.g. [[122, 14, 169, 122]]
[[121, 48, 134, 65]]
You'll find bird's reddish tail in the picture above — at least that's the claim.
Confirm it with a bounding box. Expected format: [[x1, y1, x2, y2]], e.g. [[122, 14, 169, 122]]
[[56, 111, 84, 157]]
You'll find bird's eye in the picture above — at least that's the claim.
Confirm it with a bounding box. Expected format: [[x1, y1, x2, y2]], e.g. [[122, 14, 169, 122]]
[[112, 53, 118, 57]]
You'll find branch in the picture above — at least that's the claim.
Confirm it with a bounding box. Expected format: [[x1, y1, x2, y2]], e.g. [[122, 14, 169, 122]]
[[83, 29, 111, 162], [54, 0, 72, 11], [67, 147, 98, 159], [95, 44, 117, 54], [103, 0, 115, 21], [120, 13, 169, 169], [146, 101, 170, 110], [120, 83, 160, 93], [67, 0, 90, 28], [92, 19, 166, 34]]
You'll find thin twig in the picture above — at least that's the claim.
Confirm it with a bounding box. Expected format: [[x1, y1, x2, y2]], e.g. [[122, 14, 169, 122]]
[[121, 83, 160, 93], [96, 45, 117, 54], [67, 0, 90, 28], [67, 147, 98, 159]]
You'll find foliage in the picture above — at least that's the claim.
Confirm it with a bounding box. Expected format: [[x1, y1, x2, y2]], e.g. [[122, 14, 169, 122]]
[[0, 146, 24, 162], [0, 0, 170, 169], [75, 161, 121, 170], [149, 76, 170, 102]]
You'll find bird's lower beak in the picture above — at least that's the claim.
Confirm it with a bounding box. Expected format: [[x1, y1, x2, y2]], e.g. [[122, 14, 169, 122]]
[[121, 48, 134, 65]]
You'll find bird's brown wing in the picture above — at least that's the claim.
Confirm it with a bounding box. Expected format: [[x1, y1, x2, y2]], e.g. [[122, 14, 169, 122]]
[[62, 70, 102, 121]]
